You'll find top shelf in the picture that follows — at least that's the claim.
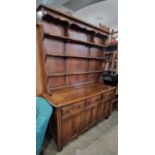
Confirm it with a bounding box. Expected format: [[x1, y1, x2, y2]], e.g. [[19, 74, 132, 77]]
[[37, 4, 110, 35], [44, 33, 107, 48]]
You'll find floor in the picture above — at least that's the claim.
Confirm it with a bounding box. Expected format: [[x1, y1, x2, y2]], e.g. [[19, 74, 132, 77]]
[[41, 111, 118, 155]]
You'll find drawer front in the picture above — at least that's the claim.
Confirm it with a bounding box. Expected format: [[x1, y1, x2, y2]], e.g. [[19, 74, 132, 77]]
[[102, 90, 114, 100], [86, 95, 101, 108], [62, 101, 85, 118]]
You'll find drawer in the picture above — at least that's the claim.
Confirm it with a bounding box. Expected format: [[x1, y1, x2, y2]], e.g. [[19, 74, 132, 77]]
[[62, 101, 85, 118], [86, 96, 101, 108], [102, 91, 114, 100]]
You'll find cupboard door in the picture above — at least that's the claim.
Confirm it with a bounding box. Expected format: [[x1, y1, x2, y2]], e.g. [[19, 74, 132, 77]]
[[73, 112, 83, 132], [62, 113, 84, 143], [97, 102, 102, 120], [61, 104, 84, 143], [62, 118, 73, 142], [85, 109, 91, 126], [84, 96, 100, 127], [105, 99, 113, 115], [104, 100, 109, 115], [85, 106, 99, 129], [97, 101, 105, 120], [91, 106, 98, 123]]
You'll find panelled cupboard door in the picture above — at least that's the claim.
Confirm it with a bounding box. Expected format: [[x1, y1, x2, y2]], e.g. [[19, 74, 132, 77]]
[[97, 99, 113, 120], [84, 109, 92, 127], [91, 106, 98, 123], [84, 105, 99, 128], [97, 101, 105, 120], [62, 117, 73, 142], [84, 96, 100, 127], [61, 111, 83, 143], [104, 100, 110, 115], [105, 99, 113, 115], [73, 113, 83, 132]]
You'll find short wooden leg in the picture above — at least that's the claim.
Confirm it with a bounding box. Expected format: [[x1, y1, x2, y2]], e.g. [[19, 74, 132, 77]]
[[105, 115, 110, 119], [57, 145, 63, 152]]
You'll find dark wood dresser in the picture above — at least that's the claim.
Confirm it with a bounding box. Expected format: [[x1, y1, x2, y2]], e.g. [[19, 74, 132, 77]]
[[36, 4, 116, 151]]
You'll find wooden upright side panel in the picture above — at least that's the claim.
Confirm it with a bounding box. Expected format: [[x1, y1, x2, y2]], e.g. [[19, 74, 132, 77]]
[[36, 26, 47, 96]]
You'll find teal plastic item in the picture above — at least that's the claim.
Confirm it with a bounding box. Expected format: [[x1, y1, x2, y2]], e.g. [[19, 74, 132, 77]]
[[36, 97, 53, 155]]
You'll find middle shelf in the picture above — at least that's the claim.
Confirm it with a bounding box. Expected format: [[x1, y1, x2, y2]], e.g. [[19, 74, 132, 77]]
[[45, 53, 106, 60], [48, 70, 103, 77]]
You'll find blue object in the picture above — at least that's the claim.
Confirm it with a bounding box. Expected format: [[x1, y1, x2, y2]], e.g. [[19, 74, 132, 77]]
[[36, 97, 53, 155]]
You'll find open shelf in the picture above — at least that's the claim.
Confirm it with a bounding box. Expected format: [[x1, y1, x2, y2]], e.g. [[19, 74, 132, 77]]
[[45, 53, 106, 60], [48, 70, 103, 77], [38, 5, 110, 92], [49, 81, 95, 91], [44, 33, 106, 48]]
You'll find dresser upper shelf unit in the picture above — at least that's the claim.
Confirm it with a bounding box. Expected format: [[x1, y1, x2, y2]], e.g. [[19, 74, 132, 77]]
[[37, 5, 110, 93]]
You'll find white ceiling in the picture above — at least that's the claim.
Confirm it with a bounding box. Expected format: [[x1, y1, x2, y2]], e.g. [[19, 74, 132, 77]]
[[73, 0, 118, 30]]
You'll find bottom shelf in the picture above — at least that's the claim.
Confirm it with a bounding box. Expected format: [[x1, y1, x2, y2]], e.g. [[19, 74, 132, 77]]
[[48, 72, 101, 91], [49, 81, 95, 91]]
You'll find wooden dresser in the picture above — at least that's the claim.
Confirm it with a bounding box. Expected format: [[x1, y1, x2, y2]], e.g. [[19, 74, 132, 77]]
[[36, 4, 116, 151]]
